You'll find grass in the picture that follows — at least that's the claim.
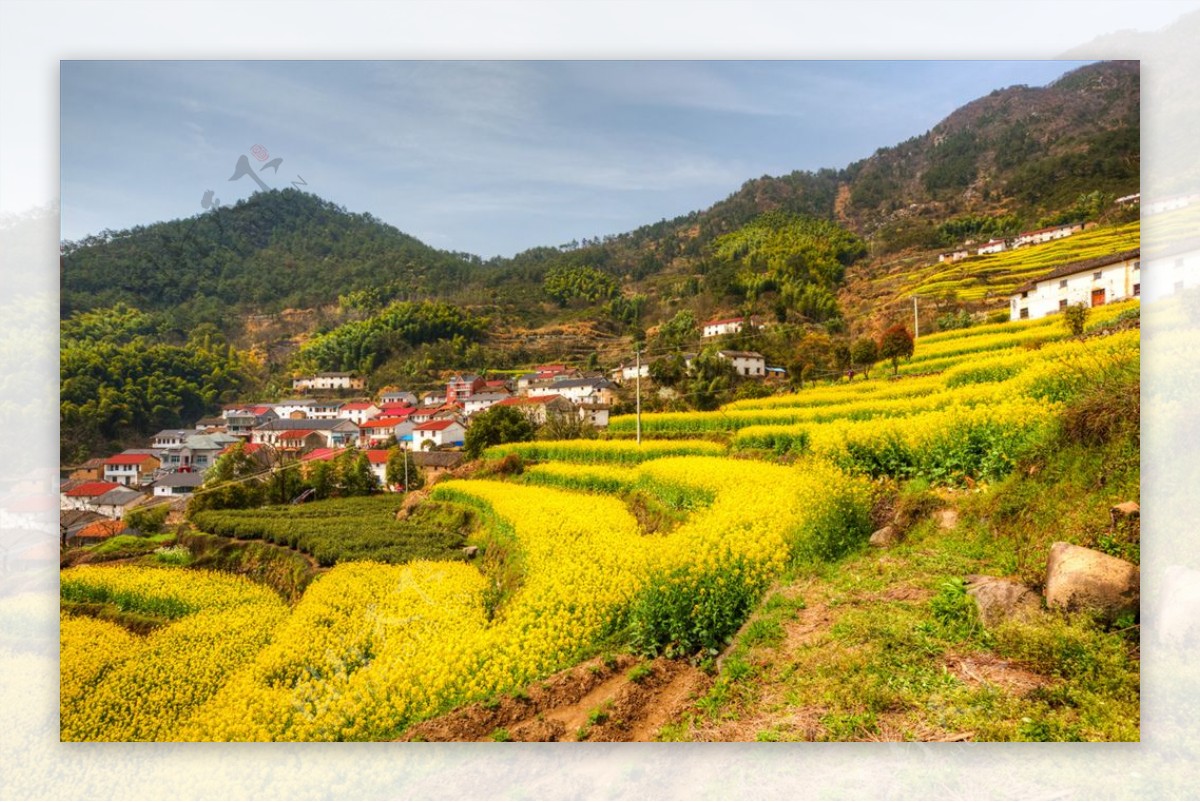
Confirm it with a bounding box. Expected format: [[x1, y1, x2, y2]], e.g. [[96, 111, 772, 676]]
[[675, 375, 1139, 741]]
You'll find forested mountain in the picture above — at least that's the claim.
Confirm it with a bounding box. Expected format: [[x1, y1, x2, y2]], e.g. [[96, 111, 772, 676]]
[[60, 190, 483, 328]]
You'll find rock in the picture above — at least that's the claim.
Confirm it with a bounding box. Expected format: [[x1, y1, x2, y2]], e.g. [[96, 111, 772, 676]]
[[936, 509, 958, 530], [462, 545, 479, 559], [1045, 542, 1139, 621], [869, 525, 900, 548], [965, 575, 1041, 628], [1110, 501, 1140, 526]]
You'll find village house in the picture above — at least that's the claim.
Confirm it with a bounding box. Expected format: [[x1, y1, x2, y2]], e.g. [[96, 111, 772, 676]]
[[446, 373, 485, 403], [274, 429, 327, 456], [1010, 249, 1141, 321], [938, 249, 971, 263], [421, 390, 448, 407], [92, 486, 149, 519], [61, 481, 122, 512], [378, 390, 418, 406], [1013, 222, 1083, 248], [377, 403, 417, 419], [412, 419, 466, 451], [718, 350, 767, 377], [977, 238, 1008, 256], [609, 363, 650, 384], [102, 452, 161, 487], [192, 416, 227, 431], [337, 402, 381, 426], [578, 403, 610, 428], [462, 392, 510, 416], [358, 417, 410, 448], [532, 376, 617, 405], [152, 472, 206, 498], [305, 400, 343, 420], [494, 394, 576, 426], [223, 405, 277, 436], [151, 429, 191, 449], [273, 399, 315, 419], [703, 316, 750, 338], [292, 372, 366, 392], [364, 450, 393, 490], [68, 457, 108, 483], [159, 433, 240, 475], [251, 419, 359, 450]]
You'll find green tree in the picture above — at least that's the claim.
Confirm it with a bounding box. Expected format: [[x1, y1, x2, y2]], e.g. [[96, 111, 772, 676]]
[[687, 348, 737, 411], [264, 462, 305, 505], [850, 337, 878, 379], [649, 353, 688, 389], [788, 332, 834, 388], [879, 325, 915, 375], [124, 503, 169, 535], [465, 405, 536, 459], [656, 309, 699, 350], [538, 409, 597, 441], [308, 460, 334, 500], [1062, 303, 1090, 337], [337, 449, 378, 496], [187, 442, 265, 514], [385, 446, 425, 491]]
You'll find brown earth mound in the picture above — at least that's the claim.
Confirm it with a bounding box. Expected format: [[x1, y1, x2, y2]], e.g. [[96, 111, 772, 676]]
[[403, 655, 710, 742]]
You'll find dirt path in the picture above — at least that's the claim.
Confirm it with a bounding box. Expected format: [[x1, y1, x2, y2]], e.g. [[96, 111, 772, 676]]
[[403, 655, 710, 742]]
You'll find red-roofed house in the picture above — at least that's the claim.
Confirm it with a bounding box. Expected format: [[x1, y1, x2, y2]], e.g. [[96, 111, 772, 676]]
[[365, 449, 392, 489], [337, 402, 381, 426], [702, 316, 749, 338], [495, 394, 575, 425], [412, 419, 466, 451], [61, 481, 121, 511], [359, 417, 410, 447], [446, 373, 485, 403], [103, 453, 161, 487], [300, 447, 345, 463], [74, 519, 130, 543], [275, 429, 324, 454], [377, 404, 417, 419]]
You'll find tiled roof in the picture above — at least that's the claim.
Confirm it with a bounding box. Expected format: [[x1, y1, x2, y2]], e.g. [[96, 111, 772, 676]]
[[104, 453, 157, 466], [704, 316, 744, 327], [414, 419, 461, 431], [1013, 249, 1141, 294], [365, 449, 391, 464], [361, 417, 408, 429], [497, 395, 565, 406], [154, 472, 206, 488], [65, 481, 121, 497]]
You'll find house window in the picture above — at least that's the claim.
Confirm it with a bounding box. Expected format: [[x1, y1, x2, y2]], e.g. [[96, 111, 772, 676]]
[[1059, 279, 1068, 289], [1093, 272, 1103, 280], [1059, 299, 1069, 310], [1021, 291, 1029, 299], [1019, 308, 1029, 319], [1133, 283, 1140, 296]]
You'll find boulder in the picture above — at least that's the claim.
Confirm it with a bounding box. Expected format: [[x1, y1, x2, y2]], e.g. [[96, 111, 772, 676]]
[[965, 575, 1041, 628], [1045, 542, 1139, 621], [869, 525, 900, 548], [1110, 501, 1140, 529], [936, 509, 958, 530]]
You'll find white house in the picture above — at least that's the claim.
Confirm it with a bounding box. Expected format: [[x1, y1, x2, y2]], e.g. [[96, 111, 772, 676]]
[[610, 363, 650, 384], [306, 400, 343, 420], [938, 249, 970, 263], [292, 372, 365, 391], [152, 472, 206, 497], [1010, 249, 1141, 321], [578, 403, 610, 428], [717, 350, 766, 377], [337, 402, 381, 426], [358, 417, 409, 447], [702, 316, 746, 338], [102, 453, 160, 487], [412, 420, 466, 451], [251, 419, 359, 449], [493, 395, 576, 426], [379, 390, 418, 406], [977, 239, 1008, 256], [542, 376, 616, 405], [462, 392, 510, 416], [150, 429, 191, 449], [273, 399, 314, 419], [1013, 223, 1083, 248]]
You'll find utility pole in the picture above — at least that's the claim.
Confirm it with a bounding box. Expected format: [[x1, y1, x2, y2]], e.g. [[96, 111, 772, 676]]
[[912, 296, 920, 339], [635, 346, 642, 445], [404, 446, 410, 492]]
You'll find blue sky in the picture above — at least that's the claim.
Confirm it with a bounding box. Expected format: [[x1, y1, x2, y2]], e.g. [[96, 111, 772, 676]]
[[61, 60, 1096, 258]]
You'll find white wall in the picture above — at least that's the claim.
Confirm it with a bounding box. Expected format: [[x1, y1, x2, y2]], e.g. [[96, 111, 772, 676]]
[[1010, 256, 1140, 321]]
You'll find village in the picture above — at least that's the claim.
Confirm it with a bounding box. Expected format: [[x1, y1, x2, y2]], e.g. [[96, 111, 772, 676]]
[[56, 208, 1154, 548]]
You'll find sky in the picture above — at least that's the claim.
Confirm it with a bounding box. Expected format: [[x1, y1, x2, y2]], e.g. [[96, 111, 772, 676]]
[[61, 59, 1100, 259]]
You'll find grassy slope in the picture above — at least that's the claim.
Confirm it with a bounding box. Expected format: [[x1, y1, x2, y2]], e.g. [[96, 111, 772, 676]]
[[668, 365, 1140, 742]]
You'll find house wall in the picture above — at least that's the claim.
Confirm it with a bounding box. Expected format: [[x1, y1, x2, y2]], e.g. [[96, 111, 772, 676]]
[[1010, 256, 1141, 321]]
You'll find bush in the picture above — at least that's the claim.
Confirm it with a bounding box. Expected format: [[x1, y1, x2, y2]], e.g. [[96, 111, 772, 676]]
[[1062, 303, 1089, 337]]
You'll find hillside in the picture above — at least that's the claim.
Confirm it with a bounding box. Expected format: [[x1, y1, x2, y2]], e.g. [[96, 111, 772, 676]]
[[60, 301, 1141, 741]]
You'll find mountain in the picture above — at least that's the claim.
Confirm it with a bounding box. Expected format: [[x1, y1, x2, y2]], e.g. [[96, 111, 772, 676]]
[[60, 61, 1139, 353]]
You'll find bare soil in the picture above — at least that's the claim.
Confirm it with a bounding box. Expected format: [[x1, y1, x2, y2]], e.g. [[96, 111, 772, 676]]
[[403, 655, 710, 742]]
